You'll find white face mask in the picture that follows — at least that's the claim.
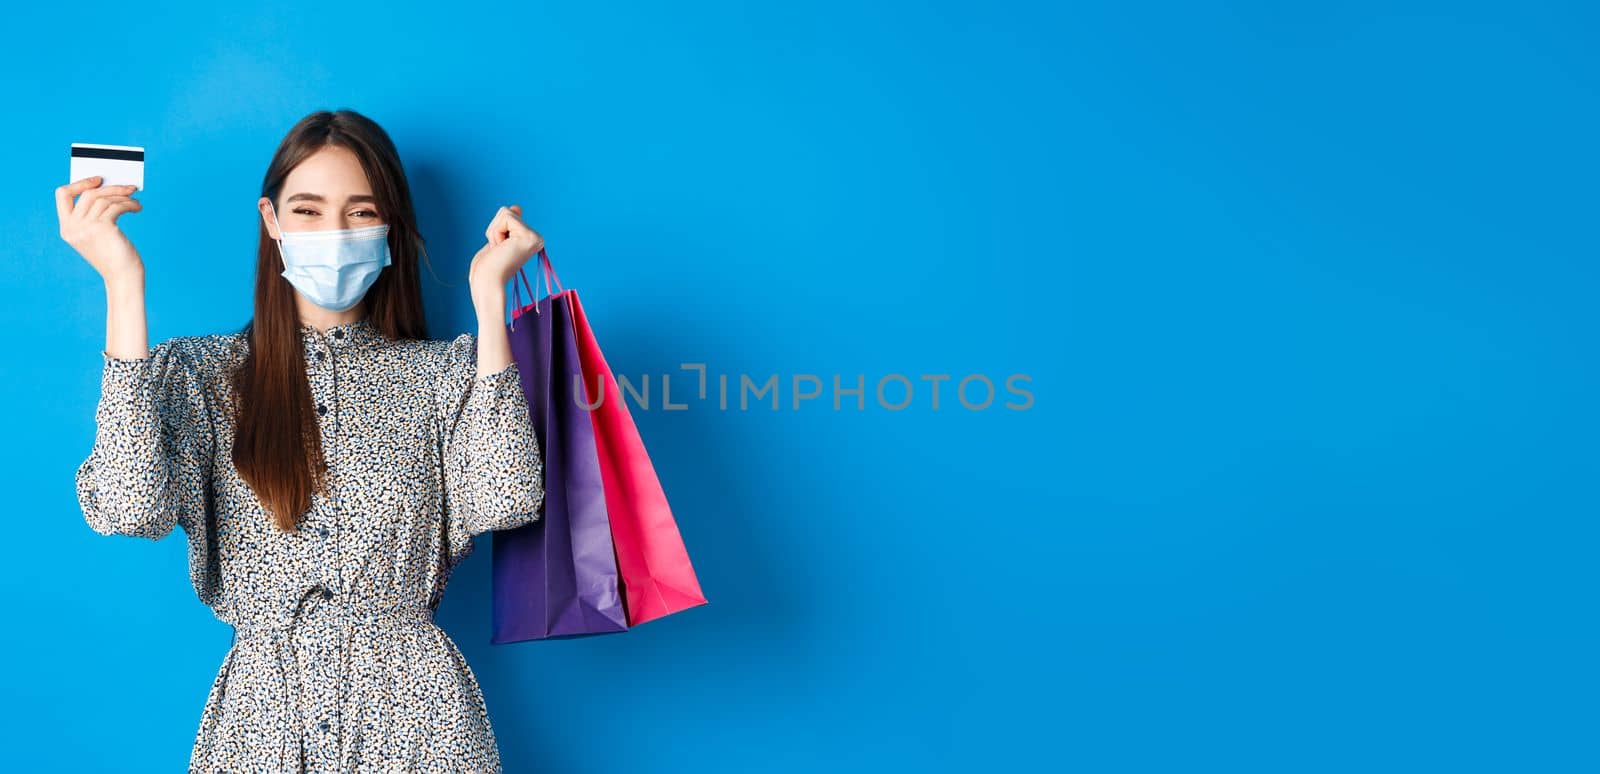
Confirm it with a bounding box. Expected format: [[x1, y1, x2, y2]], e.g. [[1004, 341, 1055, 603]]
[[267, 199, 392, 312]]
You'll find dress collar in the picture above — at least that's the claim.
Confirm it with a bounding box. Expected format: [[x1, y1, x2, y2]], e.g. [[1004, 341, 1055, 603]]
[[298, 316, 385, 350]]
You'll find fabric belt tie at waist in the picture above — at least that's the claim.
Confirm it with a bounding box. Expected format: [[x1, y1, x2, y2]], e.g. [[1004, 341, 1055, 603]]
[[230, 589, 435, 773]]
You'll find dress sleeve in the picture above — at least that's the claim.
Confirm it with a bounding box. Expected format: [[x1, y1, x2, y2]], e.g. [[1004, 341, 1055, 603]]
[[437, 332, 544, 547], [75, 337, 216, 540]]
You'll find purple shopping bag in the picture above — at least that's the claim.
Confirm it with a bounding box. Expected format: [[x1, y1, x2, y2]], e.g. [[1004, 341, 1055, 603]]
[[490, 266, 629, 643]]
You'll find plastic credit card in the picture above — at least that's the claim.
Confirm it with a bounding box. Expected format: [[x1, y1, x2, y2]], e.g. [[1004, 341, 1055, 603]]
[[70, 143, 145, 190]]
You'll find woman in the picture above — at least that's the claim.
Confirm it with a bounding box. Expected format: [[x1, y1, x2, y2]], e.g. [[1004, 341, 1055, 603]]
[[61, 109, 546, 772]]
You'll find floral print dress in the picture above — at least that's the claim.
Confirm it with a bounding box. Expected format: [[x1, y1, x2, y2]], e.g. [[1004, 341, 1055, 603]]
[[75, 316, 544, 773]]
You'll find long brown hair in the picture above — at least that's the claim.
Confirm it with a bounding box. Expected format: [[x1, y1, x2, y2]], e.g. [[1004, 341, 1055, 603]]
[[232, 109, 433, 532]]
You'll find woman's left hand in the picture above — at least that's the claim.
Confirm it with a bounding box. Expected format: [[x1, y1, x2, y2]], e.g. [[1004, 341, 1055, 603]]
[[468, 204, 544, 305]]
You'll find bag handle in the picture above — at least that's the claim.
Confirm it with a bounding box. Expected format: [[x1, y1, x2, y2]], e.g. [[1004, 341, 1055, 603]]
[[512, 247, 563, 315], [509, 262, 535, 324], [538, 247, 564, 296], [509, 247, 559, 325]]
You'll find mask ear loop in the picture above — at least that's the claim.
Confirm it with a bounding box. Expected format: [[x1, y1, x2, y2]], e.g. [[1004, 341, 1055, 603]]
[[266, 198, 288, 268]]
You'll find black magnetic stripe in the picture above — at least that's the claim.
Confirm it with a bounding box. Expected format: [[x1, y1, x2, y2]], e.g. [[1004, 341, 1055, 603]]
[[71, 147, 144, 162]]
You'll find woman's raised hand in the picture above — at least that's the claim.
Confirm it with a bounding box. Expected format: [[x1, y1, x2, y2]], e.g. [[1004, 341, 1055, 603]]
[[467, 204, 542, 374], [468, 204, 544, 301], [56, 176, 145, 285]]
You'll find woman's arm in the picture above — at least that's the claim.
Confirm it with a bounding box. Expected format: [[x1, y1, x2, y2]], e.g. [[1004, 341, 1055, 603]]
[[472, 282, 512, 376], [59, 176, 218, 540], [437, 330, 544, 551], [435, 202, 546, 556], [104, 272, 150, 360], [76, 337, 216, 539], [56, 175, 148, 359]]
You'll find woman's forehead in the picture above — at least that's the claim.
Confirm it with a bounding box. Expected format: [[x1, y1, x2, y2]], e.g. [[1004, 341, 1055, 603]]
[[284, 146, 373, 196]]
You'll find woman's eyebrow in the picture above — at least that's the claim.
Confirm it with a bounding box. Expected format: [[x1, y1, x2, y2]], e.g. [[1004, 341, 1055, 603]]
[[284, 193, 378, 204]]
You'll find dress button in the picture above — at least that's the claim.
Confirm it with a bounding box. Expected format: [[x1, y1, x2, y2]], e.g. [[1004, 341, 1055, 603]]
[[316, 350, 327, 362], [316, 526, 329, 538], [333, 329, 345, 339], [321, 588, 334, 600], [317, 403, 327, 416], [316, 720, 330, 732]]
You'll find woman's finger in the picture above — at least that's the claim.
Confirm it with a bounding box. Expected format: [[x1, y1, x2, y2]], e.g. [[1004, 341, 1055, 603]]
[[72, 184, 115, 217], [485, 206, 510, 244], [97, 196, 139, 221], [500, 206, 532, 238], [55, 177, 103, 223], [484, 205, 541, 257], [87, 194, 134, 221], [100, 200, 142, 223], [74, 184, 137, 219]]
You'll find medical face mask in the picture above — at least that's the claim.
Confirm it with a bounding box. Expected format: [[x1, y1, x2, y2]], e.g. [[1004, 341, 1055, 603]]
[[267, 199, 392, 312]]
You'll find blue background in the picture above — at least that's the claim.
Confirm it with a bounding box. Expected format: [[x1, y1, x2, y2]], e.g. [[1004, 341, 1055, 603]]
[[3, 1, 1596, 771]]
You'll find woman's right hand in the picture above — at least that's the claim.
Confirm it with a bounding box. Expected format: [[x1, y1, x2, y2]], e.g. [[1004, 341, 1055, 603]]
[[56, 176, 144, 284]]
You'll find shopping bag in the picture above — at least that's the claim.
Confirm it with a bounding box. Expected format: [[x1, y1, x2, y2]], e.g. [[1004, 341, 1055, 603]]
[[489, 259, 628, 643], [531, 250, 709, 626]]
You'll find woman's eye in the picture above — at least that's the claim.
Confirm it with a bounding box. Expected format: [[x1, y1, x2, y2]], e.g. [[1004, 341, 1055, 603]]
[[290, 207, 377, 218]]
